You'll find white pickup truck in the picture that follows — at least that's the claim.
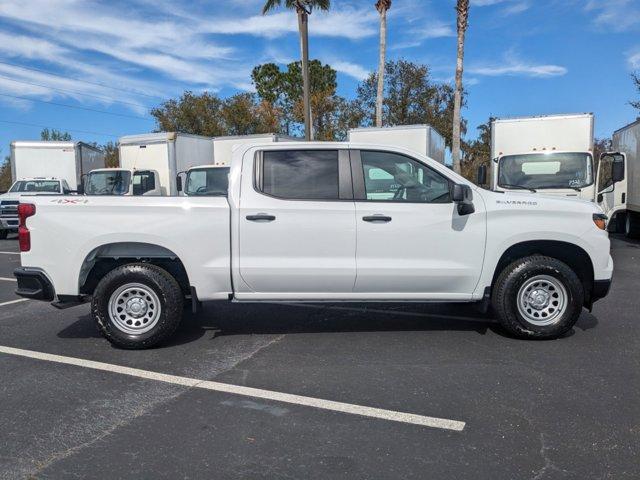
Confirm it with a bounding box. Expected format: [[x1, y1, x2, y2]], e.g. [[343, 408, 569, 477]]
[[14, 143, 613, 349]]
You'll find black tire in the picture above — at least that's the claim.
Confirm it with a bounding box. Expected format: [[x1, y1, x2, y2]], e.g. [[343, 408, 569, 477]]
[[491, 255, 584, 339], [625, 212, 640, 239], [615, 212, 626, 234], [91, 263, 184, 349], [0, 230, 8, 239]]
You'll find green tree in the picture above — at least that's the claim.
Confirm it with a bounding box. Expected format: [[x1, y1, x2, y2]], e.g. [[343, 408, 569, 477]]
[[631, 72, 640, 112], [355, 60, 465, 149], [221, 93, 280, 135], [150, 91, 227, 136], [0, 155, 11, 192], [40, 128, 71, 141], [261, 0, 331, 140], [101, 141, 119, 168], [452, 0, 470, 175], [461, 117, 492, 182], [375, 0, 392, 128], [252, 60, 339, 138]]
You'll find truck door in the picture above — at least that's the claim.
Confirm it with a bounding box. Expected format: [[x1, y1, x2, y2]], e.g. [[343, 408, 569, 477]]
[[596, 153, 626, 217], [237, 148, 356, 296], [351, 149, 486, 299]]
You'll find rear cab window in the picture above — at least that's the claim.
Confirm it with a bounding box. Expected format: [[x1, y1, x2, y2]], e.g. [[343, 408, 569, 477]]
[[255, 150, 351, 200]]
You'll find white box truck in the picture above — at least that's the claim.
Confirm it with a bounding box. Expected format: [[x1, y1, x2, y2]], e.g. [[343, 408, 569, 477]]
[[348, 125, 446, 164], [596, 119, 640, 238], [212, 133, 299, 166], [0, 141, 105, 238], [84, 132, 213, 196], [483, 113, 595, 201], [10, 141, 104, 190], [176, 133, 300, 197]]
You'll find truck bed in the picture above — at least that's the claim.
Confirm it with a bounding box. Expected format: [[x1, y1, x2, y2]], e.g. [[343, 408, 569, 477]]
[[20, 195, 232, 300]]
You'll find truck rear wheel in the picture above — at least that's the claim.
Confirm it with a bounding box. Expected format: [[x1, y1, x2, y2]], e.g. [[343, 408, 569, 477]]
[[625, 212, 640, 239], [0, 230, 8, 240], [91, 263, 184, 349], [491, 255, 584, 339]]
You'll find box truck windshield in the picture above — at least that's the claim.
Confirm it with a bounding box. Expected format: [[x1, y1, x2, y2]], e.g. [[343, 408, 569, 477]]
[[10, 180, 61, 193], [86, 171, 131, 195], [185, 167, 230, 196], [498, 152, 593, 190]]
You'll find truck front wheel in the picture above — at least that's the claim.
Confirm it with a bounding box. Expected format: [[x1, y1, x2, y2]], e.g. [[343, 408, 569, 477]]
[[92, 263, 184, 349], [491, 255, 584, 339], [625, 212, 640, 239]]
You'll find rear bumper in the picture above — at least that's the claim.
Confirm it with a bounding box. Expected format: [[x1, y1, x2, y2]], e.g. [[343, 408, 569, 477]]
[[14, 267, 55, 301]]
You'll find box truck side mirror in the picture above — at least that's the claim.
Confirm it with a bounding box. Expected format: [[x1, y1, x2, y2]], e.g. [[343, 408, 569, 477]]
[[612, 155, 625, 184], [476, 164, 487, 186], [176, 173, 183, 193]]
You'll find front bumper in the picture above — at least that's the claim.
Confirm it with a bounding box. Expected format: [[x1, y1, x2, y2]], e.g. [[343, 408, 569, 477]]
[[0, 217, 18, 230], [14, 268, 55, 301]]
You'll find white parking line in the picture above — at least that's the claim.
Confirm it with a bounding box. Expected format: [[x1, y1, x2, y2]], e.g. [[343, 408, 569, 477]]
[[0, 277, 16, 282], [0, 298, 27, 307], [0, 251, 19, 255], [0, 345, 465, 432]]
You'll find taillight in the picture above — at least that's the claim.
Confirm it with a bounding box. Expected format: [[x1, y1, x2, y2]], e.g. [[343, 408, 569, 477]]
[[18, 203, 36, 252]]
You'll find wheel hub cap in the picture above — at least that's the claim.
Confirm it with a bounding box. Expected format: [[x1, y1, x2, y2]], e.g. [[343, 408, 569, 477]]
[[108, 283, 161, 335], [517, 275, 567, 326]]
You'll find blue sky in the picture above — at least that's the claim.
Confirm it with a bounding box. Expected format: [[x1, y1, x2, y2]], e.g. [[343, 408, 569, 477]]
[[0, 0, 638, 158]]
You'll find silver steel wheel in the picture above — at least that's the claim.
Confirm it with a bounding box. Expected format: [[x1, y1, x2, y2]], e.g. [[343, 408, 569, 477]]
[[108, 283, 161, 335], [516, 275, 567, 326]]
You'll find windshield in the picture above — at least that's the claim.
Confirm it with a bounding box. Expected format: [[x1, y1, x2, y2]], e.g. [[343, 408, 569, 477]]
[[498, 152, 593, 190], [10, 180, 60, 193], [185, 167, 230, 196], [86, 171, 131, 195]]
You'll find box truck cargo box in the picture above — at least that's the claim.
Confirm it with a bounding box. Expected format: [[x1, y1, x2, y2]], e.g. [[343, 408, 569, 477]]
[[212, 134, 300, 166], [348, 125, 446, 164]]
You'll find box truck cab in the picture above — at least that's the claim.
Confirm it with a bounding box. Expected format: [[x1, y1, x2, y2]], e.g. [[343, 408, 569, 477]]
[[84, 132, 214, 196], [596, 119, 640, 238], [482, 114, 596, 201]]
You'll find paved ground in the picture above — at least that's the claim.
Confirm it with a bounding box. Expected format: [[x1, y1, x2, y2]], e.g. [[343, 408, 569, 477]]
[[0, 235, 638, 479]]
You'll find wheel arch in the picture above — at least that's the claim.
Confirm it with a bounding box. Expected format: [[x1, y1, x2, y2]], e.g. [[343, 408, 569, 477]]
[[491, 240, 595, 306], [79, 242, 191, 296]]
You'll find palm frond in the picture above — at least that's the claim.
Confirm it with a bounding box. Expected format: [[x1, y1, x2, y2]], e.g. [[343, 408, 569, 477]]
[[262, 0, 282, 14]]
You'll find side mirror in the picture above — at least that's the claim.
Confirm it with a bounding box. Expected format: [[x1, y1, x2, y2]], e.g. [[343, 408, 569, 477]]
[[77, 183, 84, 195], [476, 164, 487, 186], [452, 184, 475, 216], [176, 175, 183, 192], [597, 193, 603, 203], [612, 157, 625, 184]]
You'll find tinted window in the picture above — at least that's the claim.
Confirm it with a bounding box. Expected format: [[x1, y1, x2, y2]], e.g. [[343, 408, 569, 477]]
[[261, 150, 339, 200], [360, 150, 451, 203], [132, 171, 155, 195]]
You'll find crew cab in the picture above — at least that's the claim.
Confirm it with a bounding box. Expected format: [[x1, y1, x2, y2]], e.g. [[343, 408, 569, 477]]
[[14, 143, 613, 349]]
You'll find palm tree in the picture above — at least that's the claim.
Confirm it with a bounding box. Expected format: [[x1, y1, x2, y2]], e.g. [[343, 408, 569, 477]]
[[262, 0, 331, 141], [451, 0, 469, 174], [375, 0, 391, 128]]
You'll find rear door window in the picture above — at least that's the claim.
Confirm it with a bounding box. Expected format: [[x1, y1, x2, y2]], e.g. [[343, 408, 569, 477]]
[[259, 150, 340, 200]]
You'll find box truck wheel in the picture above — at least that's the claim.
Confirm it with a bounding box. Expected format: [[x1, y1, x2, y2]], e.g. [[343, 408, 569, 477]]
[[0, 229, 7, 240], [91, 263, 184, 349], [625, 212, 640, 239], [491, 255, 583, 339]]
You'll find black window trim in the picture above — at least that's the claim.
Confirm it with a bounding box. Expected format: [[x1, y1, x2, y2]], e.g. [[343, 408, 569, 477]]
[[253, 149, 353, 202], [350, 149, 453, 204]]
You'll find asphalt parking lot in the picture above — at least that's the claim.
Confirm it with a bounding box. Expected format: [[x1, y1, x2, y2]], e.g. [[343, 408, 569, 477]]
[[1, 236, 639, 479]]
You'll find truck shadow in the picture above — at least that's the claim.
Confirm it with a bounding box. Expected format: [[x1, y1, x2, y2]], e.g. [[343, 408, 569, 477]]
[[56, 302, 599, 348]]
